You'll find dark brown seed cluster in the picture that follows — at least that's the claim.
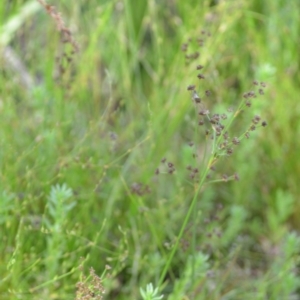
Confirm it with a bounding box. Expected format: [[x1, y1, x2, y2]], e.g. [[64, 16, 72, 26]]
[[187, 85, 196, 91], [192, 90, 201, 103], [232, 137, 240, 145], [181, 30, 211, 65], [242, 81, 268, 136], [186, 165, 199, 180], [252, 115, 261, 124], [155, 159, 176, 175], [218, 172, 240, 182], [250, 124, 256, 131]]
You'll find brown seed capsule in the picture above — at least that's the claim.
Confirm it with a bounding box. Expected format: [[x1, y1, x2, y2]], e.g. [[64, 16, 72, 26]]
[[234, 173, 240, 181], [232, 137, 240, 145], [192, 91, 201, 103], [262, 121, 267, 127], [199, 109, 210, 116], [187, 85, 196, 91], [198, 119, 205, 126], [245, 100, 252, 107], [252, 115, 261, 124], [226, 148, 233, 155], [222, 174, 228, 182], [223, 131, 229, 140]]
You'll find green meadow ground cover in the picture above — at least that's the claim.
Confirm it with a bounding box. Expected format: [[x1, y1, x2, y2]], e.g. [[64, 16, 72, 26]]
[[0, 0, 300, 299]]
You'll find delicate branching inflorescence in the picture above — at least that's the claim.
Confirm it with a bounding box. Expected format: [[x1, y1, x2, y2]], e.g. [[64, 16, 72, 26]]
[[75, 263, 110, 300], [155, 30, 267, 184], [187, 72, 267, 170], [37, 0, 79, 86]]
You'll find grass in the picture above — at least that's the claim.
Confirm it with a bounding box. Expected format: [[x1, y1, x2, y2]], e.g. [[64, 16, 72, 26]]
[[0, 0, 300, 299]]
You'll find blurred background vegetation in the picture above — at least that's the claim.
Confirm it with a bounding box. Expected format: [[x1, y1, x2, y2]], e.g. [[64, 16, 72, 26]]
[[0, 0, 299, 299]]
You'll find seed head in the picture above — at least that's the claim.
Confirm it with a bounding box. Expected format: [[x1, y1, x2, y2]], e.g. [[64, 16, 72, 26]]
[[221, 113, 227, 120], [222, 174, 228, 182], [234, 173, 240, 181], [168, 162, 174, 168], [199, 109, 210, 116], [198, 119, 205, 126], [192, 91, 201, 103], [187, 85, 196, 91], [245, 100, 252, 107], [223, 131, 229, 140], [232, 137, 240, 145], [262, 121, 267, 127], [211, 113, 220, 122], [226, 148, 233, 155], [252, 115, 261, 124]]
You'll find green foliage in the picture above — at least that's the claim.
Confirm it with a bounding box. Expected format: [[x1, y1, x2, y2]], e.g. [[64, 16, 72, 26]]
[[168, 252, 209, 300], [0, 0, 299, 299], [44, 184, 75, 279], [140, 283, 164, 300]]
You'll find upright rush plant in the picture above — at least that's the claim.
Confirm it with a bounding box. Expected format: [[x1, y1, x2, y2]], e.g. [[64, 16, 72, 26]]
[[154, 31, 268, 290]]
